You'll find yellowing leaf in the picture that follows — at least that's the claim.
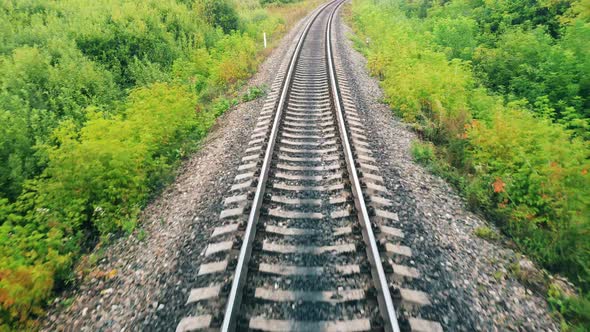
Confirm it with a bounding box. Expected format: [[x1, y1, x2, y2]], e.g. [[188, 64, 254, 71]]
[[107, 269, 117, 279]]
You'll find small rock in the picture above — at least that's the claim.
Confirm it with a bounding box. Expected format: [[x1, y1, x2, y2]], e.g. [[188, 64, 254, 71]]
[[551, 277, 577, 297], [101, 288, 113, 295]]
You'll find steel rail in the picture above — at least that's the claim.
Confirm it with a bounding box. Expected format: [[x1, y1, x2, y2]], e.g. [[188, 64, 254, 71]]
[[326, 1, 401, 332], [220, 1, 339, 331]]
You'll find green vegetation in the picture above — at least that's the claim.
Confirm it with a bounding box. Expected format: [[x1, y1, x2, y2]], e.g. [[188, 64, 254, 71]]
[[474, 226, 500, 241], [242, 85, 267, 102], [549, 285, 590, 330], [410, 140, 436, 166], [0, 0, 318, 328], [493, 270, 505, 281], [350, 0, 589, 329]]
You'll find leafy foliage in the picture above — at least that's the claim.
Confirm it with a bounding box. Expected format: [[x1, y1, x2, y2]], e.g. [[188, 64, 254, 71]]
[[549, 283, 590, 329], [425, 0, 590, 139], [0, 0, 316, 328], [351, 0, 590, 329], [466, 110, 590, 278], [242, 85, 266, 102], [410, 140, 435, 165], [474, 226, 500, 241], [198, 0, 240, 33]]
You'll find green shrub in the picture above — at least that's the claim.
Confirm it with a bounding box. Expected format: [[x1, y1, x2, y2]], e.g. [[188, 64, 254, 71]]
[[410, 140, 435, 165], [0, 44, 118, 200], [242, 85, 266, 102], [210, 32, 258, 87], [430, 16, 478, 60], [0, 0, 313, 328], [474, 27, 589, 137], [466, 109, 590, 285], [39, 84, 200, 234], [260, 0, 302, 4], [351, 0, 590, 328], [474, 226, 500, 241], [355, 2, 472, 144], [198, 0, 240, 33], [0, 84, 202, 327], [549, 283, 590, 330]]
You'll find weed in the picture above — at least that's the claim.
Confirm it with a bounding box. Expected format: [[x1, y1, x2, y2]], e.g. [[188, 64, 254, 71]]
[[476, 283, 486, 293], [60, 297, 74, 308], [242, 85, 266, 102], [493, 270, 504, 281], [474, 226, 500, 241], [410, 140, 435, 166], [137, 229, 147, 242]]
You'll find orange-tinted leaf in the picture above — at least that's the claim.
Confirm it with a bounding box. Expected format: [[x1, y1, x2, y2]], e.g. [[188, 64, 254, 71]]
[[492, 177, 505, 193]]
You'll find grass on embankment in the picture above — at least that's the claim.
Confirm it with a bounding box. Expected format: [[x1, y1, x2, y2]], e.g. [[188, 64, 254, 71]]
[[348, 0, 590, 329]]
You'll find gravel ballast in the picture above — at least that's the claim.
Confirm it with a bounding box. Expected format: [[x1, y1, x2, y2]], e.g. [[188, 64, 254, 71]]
[[332, 4, 558, 331], [44, 2, 559, 331]]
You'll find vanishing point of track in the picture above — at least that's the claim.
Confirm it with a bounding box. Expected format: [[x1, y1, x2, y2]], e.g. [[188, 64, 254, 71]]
[[176, 1, 442, 331]]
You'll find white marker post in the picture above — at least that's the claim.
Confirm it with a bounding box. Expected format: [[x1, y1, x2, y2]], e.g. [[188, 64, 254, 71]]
[[263, 32, 267, 49]]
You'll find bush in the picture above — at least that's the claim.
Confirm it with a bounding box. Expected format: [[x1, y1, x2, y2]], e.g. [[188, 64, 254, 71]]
[[410, 140, 435, 165], [549, 284, 590, 330], [260, 0, 302, 4], [474, 226, 500, 241], [242, 85, 266, 102], [351, 0, 590, 328], [210, 32, 258, 86], [0, 0, 314, 328], [199, 0, 240, 33], [474, 28, 589, 137], [466, 109, 590, 284], [0, 84, 203, 327], [356, 2, 472, 144], [430, 16, 478, 60], [40, 84, 201, 234], [0, 44, 118, 201]]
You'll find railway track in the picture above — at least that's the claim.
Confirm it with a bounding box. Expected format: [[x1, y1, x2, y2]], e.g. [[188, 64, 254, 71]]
[[176, 1, 442, 331]]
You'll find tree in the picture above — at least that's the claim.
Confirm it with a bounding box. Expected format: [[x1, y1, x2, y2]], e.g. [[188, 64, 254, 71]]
[[200, 0, 239, 33]]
